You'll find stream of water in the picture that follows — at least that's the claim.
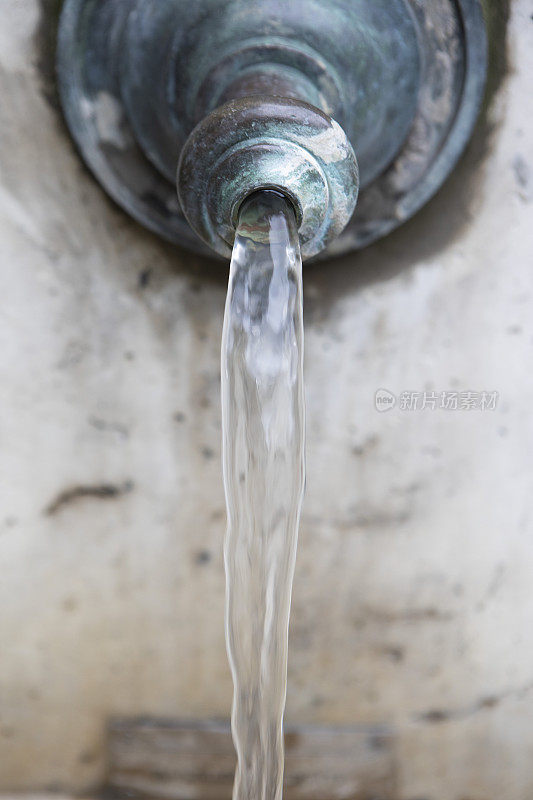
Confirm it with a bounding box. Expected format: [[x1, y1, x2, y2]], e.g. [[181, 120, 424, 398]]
[[221, 190, 305, 800]]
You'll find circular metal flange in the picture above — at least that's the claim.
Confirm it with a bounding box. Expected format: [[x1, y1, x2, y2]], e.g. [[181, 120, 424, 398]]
[[57, 0, 487, 261], [177, 97, 359, 260], [117, 0, 420, 190]]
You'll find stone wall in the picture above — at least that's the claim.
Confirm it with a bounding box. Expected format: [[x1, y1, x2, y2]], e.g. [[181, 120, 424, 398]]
[[1, 1, 532, 797]]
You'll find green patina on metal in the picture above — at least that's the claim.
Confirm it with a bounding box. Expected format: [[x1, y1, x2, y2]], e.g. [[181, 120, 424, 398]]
[[56, 0, 488, 261], [177, 97, 358, 259]]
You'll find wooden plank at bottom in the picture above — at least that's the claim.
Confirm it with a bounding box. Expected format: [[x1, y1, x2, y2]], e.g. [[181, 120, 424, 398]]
[[106, 718, 397, 800]]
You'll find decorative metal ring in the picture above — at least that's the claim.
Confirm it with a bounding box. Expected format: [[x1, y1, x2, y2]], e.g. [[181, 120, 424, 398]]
[[177, 97, 359, 260]]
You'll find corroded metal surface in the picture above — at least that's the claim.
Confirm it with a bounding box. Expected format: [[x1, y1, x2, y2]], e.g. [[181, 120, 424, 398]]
[[57, 0, 487, 261], [177, 97, 358, 259], [117, 0, 419, 190]]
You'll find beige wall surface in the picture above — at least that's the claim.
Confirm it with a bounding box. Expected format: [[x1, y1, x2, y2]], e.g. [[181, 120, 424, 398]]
[[1, 1, 532, 798]]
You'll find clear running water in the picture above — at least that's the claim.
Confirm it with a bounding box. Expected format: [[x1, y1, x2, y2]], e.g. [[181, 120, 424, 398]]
[[221, 190, 305, 800]]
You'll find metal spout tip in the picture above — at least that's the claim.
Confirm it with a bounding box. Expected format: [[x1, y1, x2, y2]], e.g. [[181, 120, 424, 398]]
[[177, 97, 359, 261]]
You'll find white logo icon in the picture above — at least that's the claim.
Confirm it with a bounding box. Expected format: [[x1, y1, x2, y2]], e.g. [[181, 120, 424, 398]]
[[375, 389, 396, 412]]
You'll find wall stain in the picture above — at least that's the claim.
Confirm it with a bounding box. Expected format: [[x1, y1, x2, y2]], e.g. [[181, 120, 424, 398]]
[[138, 267, 153, 289], [61, 595, 78, 612], [475, 561, 506, 611], [194, 549, 212, 565], [351, 434, 379, 457], [354, 605, 454, 630], [35, 0, 63, 112], [88, 416, 130, 439], [417, 679, 533, 725], [378, 644, 405, 663], [44, 480, 134, 516], [325, 505, 412, 532]]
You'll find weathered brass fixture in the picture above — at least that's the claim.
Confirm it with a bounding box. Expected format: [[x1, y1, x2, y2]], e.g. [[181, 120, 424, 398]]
[[57, 0, 487, 260]]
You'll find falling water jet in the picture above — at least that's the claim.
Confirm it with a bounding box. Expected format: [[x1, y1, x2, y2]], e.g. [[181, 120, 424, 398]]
[[221, 190, 305, 800]]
